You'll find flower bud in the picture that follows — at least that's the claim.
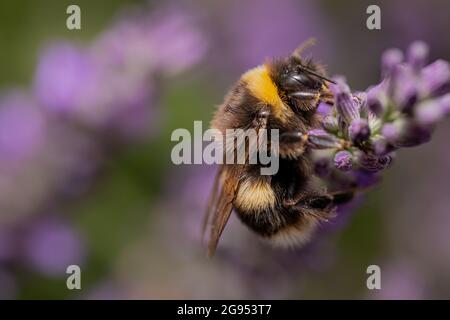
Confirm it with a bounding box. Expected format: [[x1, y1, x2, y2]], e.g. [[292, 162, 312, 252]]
[[334, 150, 353, 171], [366, 81, 388, 116], [317, 102, 332, 116], [382, 48, 404, 76], [381, 123, 401, 144], [358, 154, 393, 172], [349, 119, 371, 144], [394, 120, 432, 147], [415, 100, 444, 126], [407, 41, 429, 70], [392, 65, 418, 111], [330, 77, 360, 125], [307, 129, 341, 149], [421, 60, 450, 96], [322, 115, 339, 133]]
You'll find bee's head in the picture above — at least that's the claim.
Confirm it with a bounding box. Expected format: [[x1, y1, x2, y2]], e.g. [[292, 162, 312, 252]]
[[268, 47, 334, 114]]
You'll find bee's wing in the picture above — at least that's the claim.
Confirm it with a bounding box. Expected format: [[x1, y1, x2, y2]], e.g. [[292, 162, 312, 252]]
[[202, 165, 241, 257]]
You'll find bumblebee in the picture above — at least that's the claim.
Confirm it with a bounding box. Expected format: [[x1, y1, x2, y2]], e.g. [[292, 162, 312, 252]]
[[203, 43, 353, 257]]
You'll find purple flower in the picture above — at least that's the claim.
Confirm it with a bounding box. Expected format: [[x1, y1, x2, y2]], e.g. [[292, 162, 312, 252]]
[[373, 262, 424, 300], [395, 121, 432, 147], [145, 10, 208, 75], [307, 129, 342, 149], [420, 60, 450, 96], [23, 217, 85, 276], [381, 123, 401, 143], [330, 77, 360, 125], [406, 41, 429, 70], [358, 154, 393, 172], [392, 65, 419, 111], [415, 99, 448, 126], [317, 102, 333, 116], [322, 115, 339, 133], [381, 48, 404, 76], [334, 151, 353, 171], [0, 93, 44, 164], [93, 8, 207, 77], [34, 44, 99, 115], [348, 119, 371, 144], [366, 80, 389, 116], [371, 136, 390, 156]]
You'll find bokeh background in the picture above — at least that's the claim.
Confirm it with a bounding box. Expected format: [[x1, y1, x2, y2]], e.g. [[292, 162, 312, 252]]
[[0, 0, 450, 299]]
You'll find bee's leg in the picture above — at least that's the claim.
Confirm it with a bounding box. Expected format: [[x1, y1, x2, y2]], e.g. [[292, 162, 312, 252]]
[[329, 190, 355, 205], [252, 108, 270, 128], [279, 131, 308, 159], [328, 183, 375, 205], [289, 192, 335, 222]]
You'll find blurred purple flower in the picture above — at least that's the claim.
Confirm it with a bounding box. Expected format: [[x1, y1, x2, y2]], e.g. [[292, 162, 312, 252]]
[[34, 44, 99, 115], [146, 10, 208, 75], [381, 48, 404, 76], [407, 41, 429, 70], [0, 93, 44, 164], [373, 262, 425, 300], [33, 7, 206, 139], [222, 0, 331, 70], [23, 216, 85, 276], [85, 280, 126, 300], [420, 59, 450, 96]]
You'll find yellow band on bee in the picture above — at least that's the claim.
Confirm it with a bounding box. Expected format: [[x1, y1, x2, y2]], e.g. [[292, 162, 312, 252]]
[[241, 65, 289, 121], [235, 178, 276, 212]]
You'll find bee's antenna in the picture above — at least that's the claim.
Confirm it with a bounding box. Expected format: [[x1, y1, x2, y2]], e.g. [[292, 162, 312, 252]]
[[293, 38, 316, 59], [300, 66, 336, 84]]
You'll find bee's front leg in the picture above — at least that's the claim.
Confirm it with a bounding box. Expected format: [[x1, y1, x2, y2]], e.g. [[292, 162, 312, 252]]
[[279, 131, 308, 159], [252, 108, 270, 128]]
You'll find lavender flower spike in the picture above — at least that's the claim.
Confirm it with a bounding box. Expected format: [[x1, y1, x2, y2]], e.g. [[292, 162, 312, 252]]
[[307, 41, 450, 202], [330, 77, 360, 125], [349, 119, 371, 144]]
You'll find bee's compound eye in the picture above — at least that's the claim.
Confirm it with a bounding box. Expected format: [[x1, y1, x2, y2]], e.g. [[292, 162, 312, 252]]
[[294, 73, 322, 90], [282, 71, 322, 91]]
